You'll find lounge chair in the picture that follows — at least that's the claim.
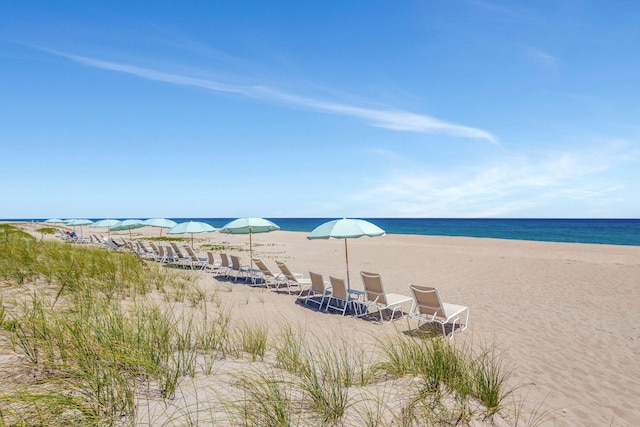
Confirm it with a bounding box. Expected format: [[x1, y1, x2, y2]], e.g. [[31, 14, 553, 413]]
[[407, 285, 469, 340], [137, 241, 156, 259], [325, 276, 362, 316], [252, 259, 285, 288], [219, 253, 232, 277], [170, 242, 191, 267], [184, 246, 208, 270], [359, 271, 413, 323], [206, 251, 223, 274], [275, 261, 312, 295], [305, 272, 331, 309], [229, 255, 250, 281]]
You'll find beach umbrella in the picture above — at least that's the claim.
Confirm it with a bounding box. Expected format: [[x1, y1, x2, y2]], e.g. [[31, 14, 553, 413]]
[[307, 218, 386, 291], [91, 219, 120, 237], [219, 218, 280, 268], [110, 219, 145, 239], [44, 218, 66, 224], [167, 221, 216, 247], [143, 218, 178, 236], [65, 219, 94, 236]]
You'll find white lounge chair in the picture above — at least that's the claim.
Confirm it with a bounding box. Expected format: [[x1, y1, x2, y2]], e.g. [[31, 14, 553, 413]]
[[275, 261, 312, 295], [252, 259, 285, 288], [184, 246, 208, 270], [407, 285, 469, 340], [359, 271, 412, 323]]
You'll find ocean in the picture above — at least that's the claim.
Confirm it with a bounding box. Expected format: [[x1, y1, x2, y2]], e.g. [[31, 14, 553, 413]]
[[5, 218, 639, 246]]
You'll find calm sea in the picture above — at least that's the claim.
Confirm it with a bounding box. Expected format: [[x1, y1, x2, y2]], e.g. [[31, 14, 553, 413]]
[[6, 218, 639, 247]]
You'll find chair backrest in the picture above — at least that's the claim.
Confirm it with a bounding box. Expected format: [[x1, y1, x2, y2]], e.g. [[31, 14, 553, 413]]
[[184, 246, 198, 260], [409, 285, 445, 318], [329, 276, 347, 300], [309, 272, 325, 294], [149, 241, 159, 252], [166, 246, 175, 258], [253, 259, 274, 277], [158, 245, 165, 257], [220, 253, 230, 267], [275, 261, 295, 281], [230, 255, 241, 270], [207, 251, 216, 265], [171, 242, 186, 258], [360, 271, 387, 305]]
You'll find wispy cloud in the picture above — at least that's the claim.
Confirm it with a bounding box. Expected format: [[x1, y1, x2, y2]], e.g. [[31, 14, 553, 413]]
[[522, 46, 558, 70], [347, 144, 635, 217], [45, 48, 498, 143]]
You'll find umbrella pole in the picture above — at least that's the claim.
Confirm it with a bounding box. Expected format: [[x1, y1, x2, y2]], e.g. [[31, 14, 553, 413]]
[[249, 230, 253, 269], [344, 238, 350, 292], [191, 233, 194, 248]]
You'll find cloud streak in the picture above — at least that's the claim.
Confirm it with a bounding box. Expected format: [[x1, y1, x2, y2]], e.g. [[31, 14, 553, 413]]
[[47, 49, 498, 143]]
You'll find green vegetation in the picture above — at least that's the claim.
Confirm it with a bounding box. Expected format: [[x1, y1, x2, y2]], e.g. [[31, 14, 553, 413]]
[[0, 232, 518, 426], [34, 227, 56, 235]]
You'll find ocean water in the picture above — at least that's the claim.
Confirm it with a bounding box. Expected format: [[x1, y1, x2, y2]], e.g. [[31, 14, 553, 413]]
[[146, 218, 640, 246], [7, 218, 640, 246]]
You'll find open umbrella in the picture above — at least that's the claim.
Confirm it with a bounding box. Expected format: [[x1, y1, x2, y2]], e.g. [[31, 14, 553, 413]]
[[167, 221, 216, 247], [110, 219, 145, 239], [91, 219, 120, 237], [143, 218, 178, 236], [65, 219, 94, 236], [44, 218, 67, 224], [219, 218, 280, 268], [307, 218, 385, 291]]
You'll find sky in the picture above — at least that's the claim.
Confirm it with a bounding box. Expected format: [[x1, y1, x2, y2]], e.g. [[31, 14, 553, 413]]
[[1, 1, 639, 219]]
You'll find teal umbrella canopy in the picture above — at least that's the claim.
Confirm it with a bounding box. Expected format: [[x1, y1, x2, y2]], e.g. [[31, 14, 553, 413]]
[[167, 221, 216, 246], [219, 218, 280, 267], [307, 218, 385, 240], [91, 219, 120, 228], [44, 218, 66, 224], [110, 219, 145, 239], [219, 217, 280, 235], [66, 219, 94, 226], [91, 219, 120, 237], [307, 218, 386, 290], [144, 218, 178, 236], [65, 219, 94, 237], [144, 218, 178, 228]]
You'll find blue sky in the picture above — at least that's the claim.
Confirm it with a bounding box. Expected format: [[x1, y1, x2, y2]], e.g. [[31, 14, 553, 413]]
[[1, 1, 638, 219]]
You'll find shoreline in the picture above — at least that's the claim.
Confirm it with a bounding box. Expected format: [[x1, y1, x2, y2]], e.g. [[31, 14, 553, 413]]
[[4, 222, 640, 425]]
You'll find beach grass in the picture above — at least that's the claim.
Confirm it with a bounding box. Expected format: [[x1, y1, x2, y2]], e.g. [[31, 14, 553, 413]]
[[0, 228, 516, 426]]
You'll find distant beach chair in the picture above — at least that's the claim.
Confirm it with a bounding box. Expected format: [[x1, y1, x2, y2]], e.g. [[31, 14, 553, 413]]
[[359, 271, 412, 323], [206, 251, 223, 274], [407, 285, 469, 340], [275, 261, 312, 295], [184, 246, 207, 270]]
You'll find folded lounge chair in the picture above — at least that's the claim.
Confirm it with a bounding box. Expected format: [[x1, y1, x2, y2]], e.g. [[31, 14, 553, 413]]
[[407, 285, 469, 340], [359, 271, 413, 323]]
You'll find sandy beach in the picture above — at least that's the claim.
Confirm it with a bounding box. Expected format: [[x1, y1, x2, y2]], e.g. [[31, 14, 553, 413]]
[[6, 222, 640, 426]]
